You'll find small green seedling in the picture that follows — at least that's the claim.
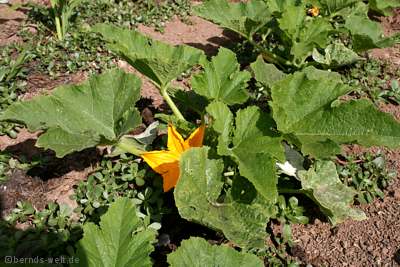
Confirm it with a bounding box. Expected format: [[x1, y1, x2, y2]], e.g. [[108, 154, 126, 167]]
[[49, 0, 83, 40]]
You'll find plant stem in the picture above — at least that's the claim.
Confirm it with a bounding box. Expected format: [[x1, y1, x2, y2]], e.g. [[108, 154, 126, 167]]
[[115, 139, 143, 156], [160, 85, 186, 121], [248, 39, 291, 69], [55, 15, 63, 40], [278, 188, 306, 194]]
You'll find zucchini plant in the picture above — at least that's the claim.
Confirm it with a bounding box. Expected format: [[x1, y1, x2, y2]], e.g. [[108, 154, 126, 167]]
[[1, 1, 400, 264], [2, 25, 400, 250]]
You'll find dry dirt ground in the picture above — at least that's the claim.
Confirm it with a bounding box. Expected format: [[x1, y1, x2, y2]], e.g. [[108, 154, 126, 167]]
[[0, 2, 400, 266], [292, 146, 400, 267]]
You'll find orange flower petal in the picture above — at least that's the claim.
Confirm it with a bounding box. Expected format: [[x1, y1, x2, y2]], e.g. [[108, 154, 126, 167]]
[[167, 124, 188, 153], [159, 162, 181, 192], [140, 150, 181, 192], [141, 124, 205, 192], [140, 150, 180, 173], [185, 124, 205, 148]]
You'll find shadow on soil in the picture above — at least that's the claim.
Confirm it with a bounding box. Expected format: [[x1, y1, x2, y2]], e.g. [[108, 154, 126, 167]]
[[3, 139, 99, 180], [0, 139, 100, 218], [186, 29, 239, 56]]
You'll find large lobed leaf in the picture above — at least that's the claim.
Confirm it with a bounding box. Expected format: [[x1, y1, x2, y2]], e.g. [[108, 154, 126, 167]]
[[194, 0, 271, 38], [175, 147, 276, 249], [0, 69, 142, 157], [305, 0, 361, 15], [270, 67, 400, 158], [191, 48, 251, 105], [207, 101, 284, 202], [344, 3, 400, 51], [369, 0, 400, 16], [278, 3, 333, 66], [167, 237, 264, 267], [298, 161, 366, 225], [73, 198, 156, 267], [312, 42, 361, 67], [93, 24, 204, 88]]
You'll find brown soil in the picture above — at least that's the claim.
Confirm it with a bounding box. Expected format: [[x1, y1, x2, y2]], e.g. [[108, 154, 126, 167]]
[[370, 8, 400, 65], [138, 15, 229, 56], [0, 1, 25, 46], [0, 129, 99, 216], [292, 145, 400, 267], [292, 185, 400, 266], [23, 71, 88, 99]]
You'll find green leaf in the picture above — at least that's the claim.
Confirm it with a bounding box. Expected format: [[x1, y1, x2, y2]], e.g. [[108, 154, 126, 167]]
[[306, 0, 360, 15], [271, 67, 400, 158], [0, 69, 141, 157], [191, 48, 251, 105], [175, 147, 275, 249], [167, 237, 264, 267], [301, 139, 341, 159], [289, 18, 333, 65], [194, 0, 271, 38], [312, 42, 362, 67], [298, 161, 366, 225], [369, 0, 400, 16], [250, 56, 286, 88], [205, 101, 233, 155], [277, 2, 333, 65], [345, 12, 400, 51], [73, 198, 156, 267], [271, 68, 349, 133], [168, 87, 208, 115], [93, 24, 204, 88], [278, 3, 306, 38], [207, 102, 283, 202]]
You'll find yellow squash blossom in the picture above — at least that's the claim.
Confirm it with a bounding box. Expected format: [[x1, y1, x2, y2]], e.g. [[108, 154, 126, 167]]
[[308, 6, 320, 17], [140, 124, 205, 192]]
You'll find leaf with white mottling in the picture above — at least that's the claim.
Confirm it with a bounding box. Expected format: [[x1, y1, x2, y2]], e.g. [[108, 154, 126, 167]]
[[175, 147, 276, 249], [298, 161, 367, 225]]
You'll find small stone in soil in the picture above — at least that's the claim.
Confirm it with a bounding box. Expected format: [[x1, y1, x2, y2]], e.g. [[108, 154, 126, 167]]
[[394, 189, 400, 200]]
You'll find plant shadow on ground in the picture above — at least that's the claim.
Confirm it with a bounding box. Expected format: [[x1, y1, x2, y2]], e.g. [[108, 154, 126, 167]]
[[0, 139, 100, 216], [185, 29, 240, 57], [3, 139, 99, 180]]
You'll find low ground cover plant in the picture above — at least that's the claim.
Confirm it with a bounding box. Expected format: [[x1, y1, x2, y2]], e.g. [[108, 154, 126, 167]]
[[1, 0, 400, 265]]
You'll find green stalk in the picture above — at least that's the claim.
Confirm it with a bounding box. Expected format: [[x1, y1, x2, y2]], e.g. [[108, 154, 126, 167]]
[[115, 140, 143, 156], [278, 188, 306, 194], [54, 15, 63, 40], [234, 30, 291, 68], [248, 38, 292, 69], [160, 84, 186, 121]]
